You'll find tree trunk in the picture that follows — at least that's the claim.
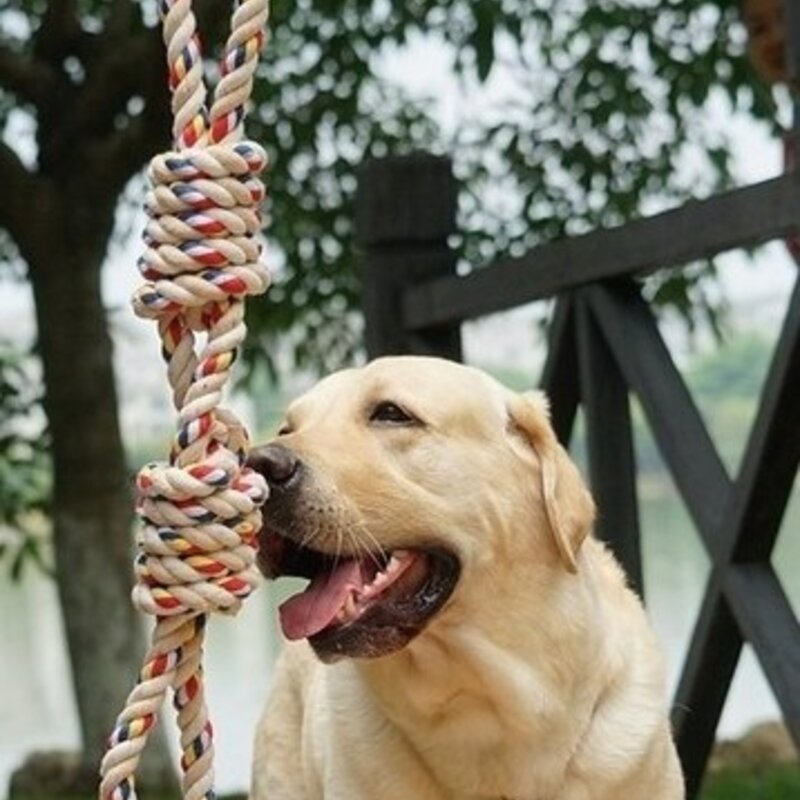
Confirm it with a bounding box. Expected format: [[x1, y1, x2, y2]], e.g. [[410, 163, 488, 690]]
[[24, 186, 175, 791]]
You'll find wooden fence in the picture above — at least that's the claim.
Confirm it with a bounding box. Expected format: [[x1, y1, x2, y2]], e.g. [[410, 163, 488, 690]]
[[355, 17, 800, 790]]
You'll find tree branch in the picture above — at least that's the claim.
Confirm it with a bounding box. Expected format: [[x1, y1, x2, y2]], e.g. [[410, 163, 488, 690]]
[[71, 0, 246, 141], [37, 25, 165, 172], [0, 138, 40, 253], [92, 99, 170, 195], [47, 0, 239, 192], [73, 34, 156, 129], [84, 12, 172, 195], [0, 40, 58, 108], [103, 0, 138, 41], [33, 0, 82, 64], [73, 32, 161, 131], [194, 0, 235, 48]]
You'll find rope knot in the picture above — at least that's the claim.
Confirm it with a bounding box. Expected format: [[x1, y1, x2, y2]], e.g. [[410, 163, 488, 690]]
[[133, 141, 270, 320], [132, 446, 267, 618], [126, 140, 271, 621], [101, 2, 272, 798]]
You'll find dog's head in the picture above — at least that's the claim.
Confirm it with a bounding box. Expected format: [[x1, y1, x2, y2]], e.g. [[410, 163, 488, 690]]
[[248, 356, 595, 662]]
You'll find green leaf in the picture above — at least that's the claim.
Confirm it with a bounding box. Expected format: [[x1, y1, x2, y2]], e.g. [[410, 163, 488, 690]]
[[0, 0, 768, 384]]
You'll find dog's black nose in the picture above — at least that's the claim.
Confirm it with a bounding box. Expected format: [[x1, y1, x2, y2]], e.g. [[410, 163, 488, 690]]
[[247, 444, 301, 489]]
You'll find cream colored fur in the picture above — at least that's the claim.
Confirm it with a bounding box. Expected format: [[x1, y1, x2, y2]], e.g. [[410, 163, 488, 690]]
[[251, 356, 684, 800]]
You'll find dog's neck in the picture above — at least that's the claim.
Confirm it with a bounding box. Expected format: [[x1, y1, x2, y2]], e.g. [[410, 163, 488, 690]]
[[357, 555, 610, 799]]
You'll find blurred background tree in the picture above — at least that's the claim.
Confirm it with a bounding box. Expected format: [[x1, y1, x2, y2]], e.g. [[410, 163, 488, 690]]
[[0, 341, 50, 579], [0, 0, 778, 789]]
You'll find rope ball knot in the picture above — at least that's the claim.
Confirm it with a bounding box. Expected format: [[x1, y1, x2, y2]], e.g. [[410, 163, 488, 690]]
[[132, 442, 268, 619], [127, 138, 271, 622], [101, 3, 272, 798], [133, 141, 270, 320]]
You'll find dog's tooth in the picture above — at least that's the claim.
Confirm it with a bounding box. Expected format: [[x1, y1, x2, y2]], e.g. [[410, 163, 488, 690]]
[[374, 564, 391, 584], [344, 591, 358, 619], [359, 551, 416, 602], [386, 555, 403, 575], [364, 576, 383, 598]]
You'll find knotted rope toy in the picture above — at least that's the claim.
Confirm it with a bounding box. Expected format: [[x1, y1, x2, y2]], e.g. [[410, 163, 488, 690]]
[[99, 2, 271, 798]]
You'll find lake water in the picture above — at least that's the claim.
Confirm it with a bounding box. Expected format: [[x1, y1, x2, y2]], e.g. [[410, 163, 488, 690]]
[[1, 481, 797, 798]]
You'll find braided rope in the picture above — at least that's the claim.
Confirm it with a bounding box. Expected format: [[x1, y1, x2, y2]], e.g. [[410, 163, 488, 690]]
[[99, 2, 270, 798]]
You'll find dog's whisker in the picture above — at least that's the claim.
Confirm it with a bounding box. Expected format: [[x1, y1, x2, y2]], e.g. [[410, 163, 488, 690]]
[[297, 524, 321, 555], [331, 527, 345, 575], [339, 527, 363, 564], [347, 522, 389, 568]]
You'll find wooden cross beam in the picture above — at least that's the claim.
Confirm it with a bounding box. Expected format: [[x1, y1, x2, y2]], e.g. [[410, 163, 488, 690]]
[[557, 278, 800, 798]]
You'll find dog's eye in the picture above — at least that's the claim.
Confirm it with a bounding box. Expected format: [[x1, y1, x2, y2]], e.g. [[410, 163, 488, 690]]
[[276, 422, 293, 436], [369, 401, 417, 426]]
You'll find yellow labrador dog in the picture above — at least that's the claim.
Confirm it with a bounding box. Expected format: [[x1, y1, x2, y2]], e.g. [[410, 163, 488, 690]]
[[248, 356, 684, 800]]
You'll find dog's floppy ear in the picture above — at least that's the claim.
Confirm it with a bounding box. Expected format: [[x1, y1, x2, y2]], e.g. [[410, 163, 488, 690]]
[[506, 391, 595, 573]]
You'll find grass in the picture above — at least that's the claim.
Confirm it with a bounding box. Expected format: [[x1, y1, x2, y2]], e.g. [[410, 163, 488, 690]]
[[9, 770, 800, 800], [700, 764, 800, 799]]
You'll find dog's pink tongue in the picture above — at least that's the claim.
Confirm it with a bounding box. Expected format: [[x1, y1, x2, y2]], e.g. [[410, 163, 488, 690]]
[[279, 559, 362, 640]]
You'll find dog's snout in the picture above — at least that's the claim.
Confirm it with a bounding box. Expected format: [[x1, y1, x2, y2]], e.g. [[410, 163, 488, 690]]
[[248, 444, 301, 489]]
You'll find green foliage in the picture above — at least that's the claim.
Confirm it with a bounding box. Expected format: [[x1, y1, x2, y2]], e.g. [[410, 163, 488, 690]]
[[645, 260, 731, 344], [701, 764, 800, 800], [687, 329, 773, 400], [9, 768, 800, 800], [240, 0, 778, 375], [0, 0, 781, 378], [686, 330, 775, 472], [628, 329, 774, 476], [240, 0, 446, 377], [458, 1, 768, 244], [0, 341, 52, 580]]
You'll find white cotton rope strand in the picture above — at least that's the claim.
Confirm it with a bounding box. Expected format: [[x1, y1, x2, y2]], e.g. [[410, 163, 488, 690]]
[[99, 2, 271, 799]]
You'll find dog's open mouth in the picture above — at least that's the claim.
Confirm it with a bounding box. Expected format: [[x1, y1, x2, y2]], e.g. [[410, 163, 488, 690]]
[[258, 529, 460, 659]]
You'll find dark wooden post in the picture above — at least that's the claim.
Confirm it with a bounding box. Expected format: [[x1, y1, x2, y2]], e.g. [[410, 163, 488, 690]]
[[787, 0, 800, 149], [540, 297, 580, 447], [356, 154, 462, 360], [575, 292, 643, 596]]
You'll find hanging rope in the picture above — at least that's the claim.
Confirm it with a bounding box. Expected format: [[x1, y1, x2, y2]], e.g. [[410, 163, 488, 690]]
[[99, 2, 270, 798]]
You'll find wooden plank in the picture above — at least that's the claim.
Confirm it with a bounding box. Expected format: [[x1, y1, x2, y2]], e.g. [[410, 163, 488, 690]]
[[582, 282, 740, 790], [587, 282, 730, 556], [724, 563, 800, 746], [788, 0, 800, 148], [591, 279, 800, 768], [575, 295, 643, 595], [728, 280, 800, 562], [356, 154, 459, 246], [655, 278, 800, 787], [672, 579, 742, 800], [361, 244, 464, 359], [357, 155, 462, 360], [539, 297, 580, 446], [403, 176, 800, 330]]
